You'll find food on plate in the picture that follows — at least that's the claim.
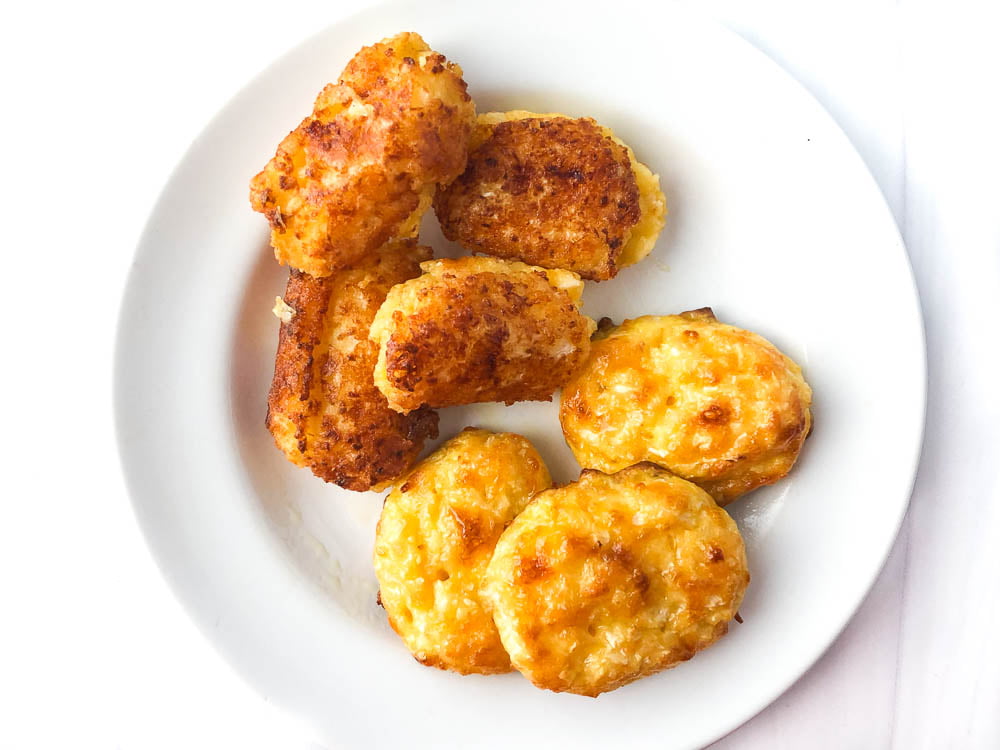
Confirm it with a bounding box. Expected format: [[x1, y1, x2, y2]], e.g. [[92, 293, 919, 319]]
[[250, 32, 475, 277], [265, 239, 438, 491], [482, 463, 749, 696], [369, 256, 597, 414], [560, 308, 812, 505], [434, 111, 666, 281], [374, 428, 552, 674], [245, 27, 822, 696]]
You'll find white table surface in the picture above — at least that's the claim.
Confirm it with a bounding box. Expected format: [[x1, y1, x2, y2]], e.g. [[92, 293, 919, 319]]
[[2, 1, 997, 747]]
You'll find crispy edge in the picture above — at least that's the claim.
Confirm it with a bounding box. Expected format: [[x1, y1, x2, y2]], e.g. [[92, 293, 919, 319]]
[[265, 240, 439, 490]]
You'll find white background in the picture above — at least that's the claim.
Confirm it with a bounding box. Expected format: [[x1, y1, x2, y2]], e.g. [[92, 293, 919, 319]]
[[1, 1, 997, 748]]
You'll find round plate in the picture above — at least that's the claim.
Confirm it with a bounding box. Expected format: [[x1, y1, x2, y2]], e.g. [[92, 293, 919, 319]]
[[114, 2, 925, 748]]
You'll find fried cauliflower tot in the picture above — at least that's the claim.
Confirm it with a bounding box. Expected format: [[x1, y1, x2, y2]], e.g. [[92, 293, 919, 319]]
[[483, 464, 748, 697], [560, 309, 812, 505], [369, 256, 597, 413], [434, 111, 666, 281], [266, 240, 438, 491], [374, 429, 552, 674], [250, 32, 475, 277]]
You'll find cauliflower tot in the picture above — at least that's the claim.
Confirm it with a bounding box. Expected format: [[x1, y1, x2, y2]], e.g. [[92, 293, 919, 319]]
[[266, 240, 438, 491], [369, 256, 596, 413], [250, 32, 475, 277], [434, 111, 666, 280]]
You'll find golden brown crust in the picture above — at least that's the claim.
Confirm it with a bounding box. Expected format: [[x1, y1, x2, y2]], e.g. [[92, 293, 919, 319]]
[[434, 112, 665, 281], [559, 311, 813, 505], [483, 464, 749, 696], [374, 429, 552, 674], [250, 32, 475, 277], [369, 256, 596, 413], [265, 240, 438, 491]]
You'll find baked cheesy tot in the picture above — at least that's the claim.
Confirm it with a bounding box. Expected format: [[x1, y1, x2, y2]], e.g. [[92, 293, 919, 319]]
[[483, 463, 748, 696], [560, 309, 812, 505], [375, 429, 551, 674], [266, 240, 438, 491]]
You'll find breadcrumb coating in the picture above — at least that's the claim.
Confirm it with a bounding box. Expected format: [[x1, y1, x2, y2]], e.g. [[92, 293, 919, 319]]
[[250, 32, 475, 277], [434, 111, 665, 280], [369, 256, 596, 413], [266, 240, 438, 491]]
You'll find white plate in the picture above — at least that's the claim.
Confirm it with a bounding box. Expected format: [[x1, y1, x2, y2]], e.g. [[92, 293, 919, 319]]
[[114, 2, 925, 748]]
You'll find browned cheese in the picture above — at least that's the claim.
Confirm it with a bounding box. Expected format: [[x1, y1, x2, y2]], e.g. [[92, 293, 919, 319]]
[[483, 464, 749, 697], [375, 428, 552, 674], [560, 309, 813, 505]]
